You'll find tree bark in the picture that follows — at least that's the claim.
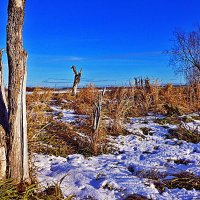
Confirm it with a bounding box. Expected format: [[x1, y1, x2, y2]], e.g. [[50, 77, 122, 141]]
[[0, 126, 7, 180], [0, 49, 8, 180], [6, 0, 30, 183], [0, 49, 8, 132]]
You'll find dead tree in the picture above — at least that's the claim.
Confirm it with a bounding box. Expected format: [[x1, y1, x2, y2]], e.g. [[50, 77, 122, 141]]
[[0, 49, 8, 179], [92, 89, 105, 154], [6, 0, 30, 183], [71, 66, 82, 96]]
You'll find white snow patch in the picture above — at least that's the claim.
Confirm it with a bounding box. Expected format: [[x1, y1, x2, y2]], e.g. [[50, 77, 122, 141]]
[[34, 115, 200, 199], [51, 105, 88, 124]]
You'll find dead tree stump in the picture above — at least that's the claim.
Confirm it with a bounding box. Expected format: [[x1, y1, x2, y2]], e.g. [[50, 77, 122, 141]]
[[71, 66, 82, 96]]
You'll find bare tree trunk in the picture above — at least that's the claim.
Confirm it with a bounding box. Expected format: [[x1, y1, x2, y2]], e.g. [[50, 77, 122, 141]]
[[6, 0, 30, 184], [0, 49, 8, 180], [71, 66, 82, 96]]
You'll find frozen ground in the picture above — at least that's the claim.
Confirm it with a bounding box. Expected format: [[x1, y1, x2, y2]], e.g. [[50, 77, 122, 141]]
[[51, 105, 88, 124], [34, 110, 200, 200]]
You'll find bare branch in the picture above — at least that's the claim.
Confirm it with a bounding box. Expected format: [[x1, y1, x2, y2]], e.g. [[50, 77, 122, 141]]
[[71, 65, 77, 75]]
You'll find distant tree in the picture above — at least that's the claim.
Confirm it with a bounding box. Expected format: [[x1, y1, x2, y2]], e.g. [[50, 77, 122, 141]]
[[0, 0, 30, 184], [167, 26, 200, 84], [71, 66, 82, 96], [185, 66, 200, 85]]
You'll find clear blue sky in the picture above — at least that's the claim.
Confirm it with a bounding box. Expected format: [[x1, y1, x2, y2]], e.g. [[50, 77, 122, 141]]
[[0, 0, 200, 87]]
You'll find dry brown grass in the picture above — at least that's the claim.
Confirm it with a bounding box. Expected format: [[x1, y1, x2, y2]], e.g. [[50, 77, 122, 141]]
[[0, 178, 69, 200], [63, 84, 109, 155], [27, 88, 54, 153], [27, 86, 109, 157], [126, 81, 200, 116], [27, 88, 76, 157], [51, 90, 75, 110], [104, 87, 135, 136], [123, 194, 149, 200], [24, 84, 200, 198], [73, 84, 99, 115], [26, 82, 200, 157], [160, 84, 200, 114], [167, 122, 200, 143], [136, 169, 166, 180], [154, 172, 200, 193], [102, 81, 199, 135]]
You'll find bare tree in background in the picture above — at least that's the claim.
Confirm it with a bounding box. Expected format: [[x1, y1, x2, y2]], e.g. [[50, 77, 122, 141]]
[[71, 66, 82, 96], [167, 26, 200, 84], [185, 66, 200, 85]]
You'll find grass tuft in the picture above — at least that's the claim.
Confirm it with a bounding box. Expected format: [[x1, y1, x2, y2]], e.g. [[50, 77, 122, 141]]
[[154, 172, 200, 193], [167, 122, 200, 143]]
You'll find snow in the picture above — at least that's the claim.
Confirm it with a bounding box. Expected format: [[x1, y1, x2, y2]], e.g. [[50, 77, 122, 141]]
[[34, 112, 200, 200], [27, 90, 68, 95], [51, 105, 88, 124]]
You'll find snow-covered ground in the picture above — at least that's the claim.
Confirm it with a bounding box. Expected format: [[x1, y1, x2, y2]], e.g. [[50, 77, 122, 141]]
[[51, 105, 88, 124], [34, 110, 200, 200]]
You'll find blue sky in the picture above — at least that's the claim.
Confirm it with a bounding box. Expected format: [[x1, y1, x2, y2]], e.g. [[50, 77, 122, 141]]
[[0, 0, 200, 87]]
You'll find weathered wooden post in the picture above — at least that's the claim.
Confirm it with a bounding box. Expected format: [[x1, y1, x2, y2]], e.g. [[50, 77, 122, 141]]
[[92, 89, 105, 154]]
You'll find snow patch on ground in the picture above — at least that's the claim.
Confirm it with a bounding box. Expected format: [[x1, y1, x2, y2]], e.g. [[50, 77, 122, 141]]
[[51, 105, 88, 124], [34, 115, 200, 200]]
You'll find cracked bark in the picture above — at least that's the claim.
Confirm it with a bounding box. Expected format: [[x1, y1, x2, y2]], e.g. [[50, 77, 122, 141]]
[[6, 0, 30, 183]]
